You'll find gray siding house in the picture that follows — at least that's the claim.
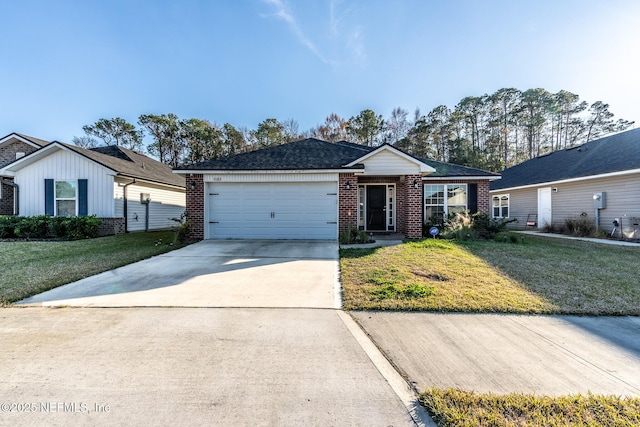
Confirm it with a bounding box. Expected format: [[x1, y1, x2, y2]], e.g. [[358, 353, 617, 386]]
[[490, 128, 640, 238]]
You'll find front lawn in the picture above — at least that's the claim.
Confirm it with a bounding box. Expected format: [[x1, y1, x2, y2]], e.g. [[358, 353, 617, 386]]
[[0, 231, 187, 304], [420, 388, 640, 427], [340, 236, 640, 314]]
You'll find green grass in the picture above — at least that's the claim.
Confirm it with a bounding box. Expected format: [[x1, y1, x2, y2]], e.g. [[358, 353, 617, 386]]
[[0, 231, 187, 304], [340, 236, 640, 314], [420, 388, 640, 427]]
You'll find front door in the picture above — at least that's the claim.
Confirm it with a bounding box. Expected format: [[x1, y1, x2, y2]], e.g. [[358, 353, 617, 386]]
[[366, 185, 386, 230], [538, 187, 552, 228]]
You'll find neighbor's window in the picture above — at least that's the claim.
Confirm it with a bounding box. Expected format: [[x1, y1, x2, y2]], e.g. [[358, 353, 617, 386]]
[[424, 184, 467, 223], [492, 194, 509, 218], [55, 180, 77, 216]]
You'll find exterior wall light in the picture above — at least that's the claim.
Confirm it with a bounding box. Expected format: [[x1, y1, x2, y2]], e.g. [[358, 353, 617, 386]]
[[413, 179, 419, 189], [345, 181, 351, 190]]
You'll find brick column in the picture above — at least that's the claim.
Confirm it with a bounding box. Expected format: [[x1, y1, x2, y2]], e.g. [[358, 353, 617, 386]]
[[404, 174, 423, 239], [338, 173, 358, 235], [185, 174, 204, 240], [476, 180, 490, 214]]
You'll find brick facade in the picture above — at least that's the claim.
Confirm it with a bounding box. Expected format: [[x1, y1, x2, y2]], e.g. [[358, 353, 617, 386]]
[[403, 174, 423, 239], [185, 174, 205, 240], [97, 217, 126, 236], [338, 173, 358, 234], [0, 140, 39, 215]]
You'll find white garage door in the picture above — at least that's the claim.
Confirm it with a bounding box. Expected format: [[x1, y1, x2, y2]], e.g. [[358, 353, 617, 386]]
[[206, 182, 338, 239]]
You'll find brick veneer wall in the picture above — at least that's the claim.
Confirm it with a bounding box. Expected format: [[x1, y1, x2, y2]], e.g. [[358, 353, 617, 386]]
[[475, 180, 490, 213], [185, 174, 204, 240], [404, 174, 423, 239], [0, 181, 14, 215], [0, 141, 37, 168], [338, 173, 358, 234], [97, 217, 126, 236]]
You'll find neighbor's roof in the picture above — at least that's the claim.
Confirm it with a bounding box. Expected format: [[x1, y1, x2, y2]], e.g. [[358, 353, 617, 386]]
[[491, 128, 640, 191], [1, 142, 184, 188], [0, 132, 50, 147], [175, 137, 498, 178], [68, 144, 185, 188]]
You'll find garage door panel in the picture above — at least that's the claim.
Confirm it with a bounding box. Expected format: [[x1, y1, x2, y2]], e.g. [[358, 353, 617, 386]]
[[207, 181, 337, 239]]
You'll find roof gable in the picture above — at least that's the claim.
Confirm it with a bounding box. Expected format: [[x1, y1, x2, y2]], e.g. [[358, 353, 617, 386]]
[[1, 142, 184, 188], [345, 144, 435, 175], [491, 128, 640, 191], [0, 132, 49, 149]]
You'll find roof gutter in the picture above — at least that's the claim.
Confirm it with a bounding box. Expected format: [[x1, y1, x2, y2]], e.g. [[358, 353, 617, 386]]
[[1, 179, 19, 215]]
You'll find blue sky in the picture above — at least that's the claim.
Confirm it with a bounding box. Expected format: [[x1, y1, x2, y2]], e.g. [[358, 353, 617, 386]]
[[1, 0, 638, 144]]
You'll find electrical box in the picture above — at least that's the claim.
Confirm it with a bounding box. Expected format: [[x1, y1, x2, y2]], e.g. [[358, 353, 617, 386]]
[[593, 192, 606, 209], [140, 193, 151, 204]]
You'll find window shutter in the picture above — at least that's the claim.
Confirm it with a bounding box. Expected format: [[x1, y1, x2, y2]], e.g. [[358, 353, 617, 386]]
[[78, 179, 88, 216], [468, 183, 478, 214], [44, 179, 54, 216]]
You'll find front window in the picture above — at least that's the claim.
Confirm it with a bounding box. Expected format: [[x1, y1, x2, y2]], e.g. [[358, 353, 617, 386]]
[[424, 184, 467, 223], [492, 194, 509, 218], [55, 180, 77, 216]]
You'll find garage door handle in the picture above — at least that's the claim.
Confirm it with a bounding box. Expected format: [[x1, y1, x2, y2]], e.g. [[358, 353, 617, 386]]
[[209, 221, 219, 224], [327, 221, 337, 224]]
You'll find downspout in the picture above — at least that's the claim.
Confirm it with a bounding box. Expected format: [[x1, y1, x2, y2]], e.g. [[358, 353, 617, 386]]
[[122, 179, 136, 233], [1, 179, 19, 215]]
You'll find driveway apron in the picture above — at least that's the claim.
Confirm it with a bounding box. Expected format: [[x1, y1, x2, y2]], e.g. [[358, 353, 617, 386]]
[[18, 240, 340, 308]]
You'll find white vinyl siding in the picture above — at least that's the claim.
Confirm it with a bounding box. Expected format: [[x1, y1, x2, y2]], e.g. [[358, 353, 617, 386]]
[[114, 179, 186, 231], [14, 149, 115, 217], [358, 150, 422, 175]]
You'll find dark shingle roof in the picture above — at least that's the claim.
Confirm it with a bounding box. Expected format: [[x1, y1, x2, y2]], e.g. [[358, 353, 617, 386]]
[[175, 138, 369, 170], [62, 143, 185, 188], [16, 133, 50, 147], [175, 137, 497, 178], [491, 128, 640, 191]]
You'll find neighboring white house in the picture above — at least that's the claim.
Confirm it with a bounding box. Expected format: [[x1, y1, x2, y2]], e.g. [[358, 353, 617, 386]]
[[0, 141, 185, 234]]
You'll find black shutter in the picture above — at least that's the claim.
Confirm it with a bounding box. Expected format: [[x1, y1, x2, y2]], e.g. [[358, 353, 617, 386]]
[[78, 179, 88, 216], [44, 179, 54, 216], [468, 183, 478, 214]]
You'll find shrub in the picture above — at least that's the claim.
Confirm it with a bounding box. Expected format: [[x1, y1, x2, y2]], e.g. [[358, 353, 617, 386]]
[[64, 216, 101, 239], [339, 227, 370, 244], [170, 211, 192, 244], [0, 216, 21, 238], [14, 215, 49, 238], [564, 216, 596, 237]]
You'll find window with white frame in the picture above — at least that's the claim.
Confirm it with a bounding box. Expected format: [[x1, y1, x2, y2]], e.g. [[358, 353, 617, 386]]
[[424, 184, 467, 223], [492, 194, 509, 218], [55, 180, 77, 216]]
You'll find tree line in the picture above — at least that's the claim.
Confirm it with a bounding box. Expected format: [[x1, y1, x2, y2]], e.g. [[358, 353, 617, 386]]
[[73, 87, 634, 171]]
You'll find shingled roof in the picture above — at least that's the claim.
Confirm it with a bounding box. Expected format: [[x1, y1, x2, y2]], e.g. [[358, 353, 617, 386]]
[[66, 144, 185, 188], [175, 137, 498, 178], [491, 128, 640, 191]]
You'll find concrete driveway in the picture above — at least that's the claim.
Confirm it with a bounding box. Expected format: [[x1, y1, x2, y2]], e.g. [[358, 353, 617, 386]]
[[352, 312, 640, 397], [18, 240, 340, 308]]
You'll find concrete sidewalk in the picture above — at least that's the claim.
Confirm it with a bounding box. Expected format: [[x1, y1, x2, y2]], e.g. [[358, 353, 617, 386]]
[[0, 308, 418, 427], [353, 312, 640, 397]]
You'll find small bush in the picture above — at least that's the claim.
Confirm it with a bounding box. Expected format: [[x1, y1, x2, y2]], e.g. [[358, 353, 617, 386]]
[[564, 216, 596, 237], [339, 227, 371, 244], [0, 216, 21, 238], [64, 216, 101, 239], [171, 211, 192, 244], [14, 215, 49, 238]]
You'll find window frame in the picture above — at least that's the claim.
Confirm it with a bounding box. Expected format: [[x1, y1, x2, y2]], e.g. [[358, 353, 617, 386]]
[[424, 183, 468, 223], [54, 179, 78, 217], [492, 193, 510, 218]]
